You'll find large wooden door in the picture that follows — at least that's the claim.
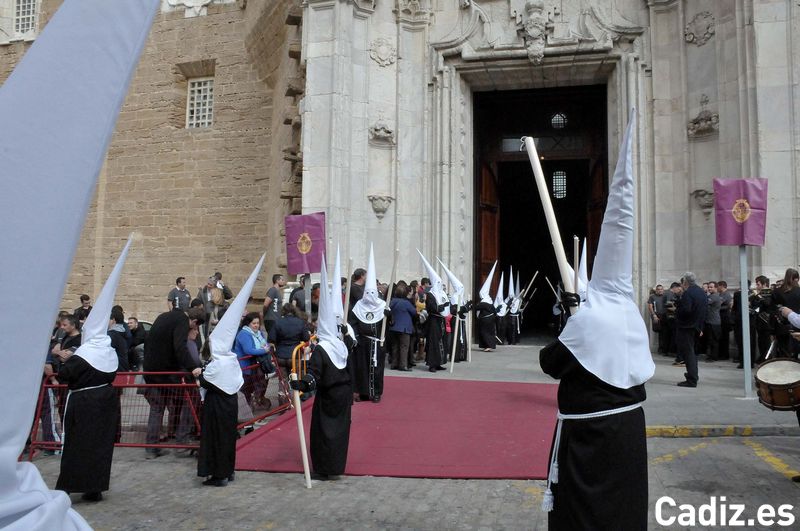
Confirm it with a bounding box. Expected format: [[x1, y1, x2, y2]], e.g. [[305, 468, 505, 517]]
[[478, 163, 500, 294]]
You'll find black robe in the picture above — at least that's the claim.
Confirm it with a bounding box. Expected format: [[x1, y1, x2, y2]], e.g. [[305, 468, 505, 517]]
[[349, 317, 387, 399], [308, 344, 353, 476], [539, 340, 648, 531], [507, 312, 520, 345], [424, 296, 448, 367], [451, 307, 468, 362], [197, 375, 238, 480], [56, 356, 118, 494], [475, 301, 497, 349], [495, 313, 508, 344]]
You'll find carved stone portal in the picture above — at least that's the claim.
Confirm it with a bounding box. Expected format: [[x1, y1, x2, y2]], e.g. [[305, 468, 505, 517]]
[[368, 194, 395, 219], [684, 11, 715, 46], [369, 38, 398, 67], [688, 94, 719, 139], [521, 0, 547, 64]]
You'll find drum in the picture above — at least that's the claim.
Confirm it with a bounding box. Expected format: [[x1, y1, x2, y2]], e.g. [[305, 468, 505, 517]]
[[754, 358, 800, 411]]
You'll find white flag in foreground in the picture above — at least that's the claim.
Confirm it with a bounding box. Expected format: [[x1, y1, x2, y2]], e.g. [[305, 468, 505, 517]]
[[0, 0, 158, 528]]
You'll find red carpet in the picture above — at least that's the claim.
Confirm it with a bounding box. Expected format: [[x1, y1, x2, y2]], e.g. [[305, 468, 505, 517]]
[[236, 376, 558, 479]]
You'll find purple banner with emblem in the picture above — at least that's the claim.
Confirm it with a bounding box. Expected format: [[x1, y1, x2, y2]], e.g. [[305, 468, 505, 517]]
[[285, 212, 326, 274], [713, 178, 768, 246]]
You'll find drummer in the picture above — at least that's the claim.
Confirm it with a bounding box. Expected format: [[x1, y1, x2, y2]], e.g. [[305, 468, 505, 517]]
[[778, 306, 800, 483]]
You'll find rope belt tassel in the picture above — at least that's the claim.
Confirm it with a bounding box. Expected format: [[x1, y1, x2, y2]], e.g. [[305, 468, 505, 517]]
[[541, 402, 642, 512]]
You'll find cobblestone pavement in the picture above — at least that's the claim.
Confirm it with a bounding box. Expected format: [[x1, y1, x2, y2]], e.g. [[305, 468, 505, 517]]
[[29, 338, 800, 529], [32, 436, 800, 530]]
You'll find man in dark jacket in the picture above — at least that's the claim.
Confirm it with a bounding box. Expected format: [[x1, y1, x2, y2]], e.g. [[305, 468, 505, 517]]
[[142, 307, 205, 457], [676, 272, 708, 388]]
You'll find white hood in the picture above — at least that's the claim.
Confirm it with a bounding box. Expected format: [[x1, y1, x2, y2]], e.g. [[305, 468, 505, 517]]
[[509, 266, 521, 314], [353, 243, 386, 324], [479, 261, 498, 304], [557, 110, 654, 389], [75, 237, 133, 373], [437, 258, 464, 306], [0, 1, 158, 528], [494, 272, 508, 317], [418, 249, 450, 315], [204, 254, 265, 394], [317, 258, 349, 369]]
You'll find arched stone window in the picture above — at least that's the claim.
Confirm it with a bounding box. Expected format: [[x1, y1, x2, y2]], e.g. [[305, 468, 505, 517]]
[[550, 112, 567, 130]]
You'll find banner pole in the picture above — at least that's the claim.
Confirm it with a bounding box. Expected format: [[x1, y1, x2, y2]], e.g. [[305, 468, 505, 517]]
[[739, 245, 754, 399]]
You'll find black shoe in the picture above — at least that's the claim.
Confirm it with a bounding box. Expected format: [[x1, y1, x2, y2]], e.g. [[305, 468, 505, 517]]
[[428, 367, 436, 373], [677, 380, 697, 388], [311, 472, 330, 481], [228, 472, 235, 482], [372, 396, 381, 403], [408, 362, 416, 367], [81, 492, 103, 502], [145, 448, 169, 459], [400, 367, 412, 372], [202, 477, 228, 487], [435, 366, 446, 371], [792, 475, 800, 483]]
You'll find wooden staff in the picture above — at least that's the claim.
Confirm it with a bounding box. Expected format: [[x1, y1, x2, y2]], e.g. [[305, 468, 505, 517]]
[[522, 270, 539, 299], [343, 257, 355, 321], [380, 249, 399, 346], [289, 347, 311, 488], [573, 236, 580, 297], [545, 276, 559, 299], [466, 313, 472, 363], [449, 305, 461, 373], [522, 137, 575, 313], [521, 288, 537, 313]]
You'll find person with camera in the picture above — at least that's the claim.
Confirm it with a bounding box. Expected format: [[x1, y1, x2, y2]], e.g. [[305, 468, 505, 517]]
[[647, 284, 667, 354], [665, 283, 682, 363], [703, 281, 722, 362], [717, 281, 733, 361]]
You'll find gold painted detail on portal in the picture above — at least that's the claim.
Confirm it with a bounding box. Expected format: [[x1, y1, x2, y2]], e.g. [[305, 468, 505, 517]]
[[732, 199, 751, 224], [297, 233, 313, 254]]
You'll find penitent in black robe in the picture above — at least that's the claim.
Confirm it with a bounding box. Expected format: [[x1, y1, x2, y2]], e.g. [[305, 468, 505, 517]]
[[475, 302, 497, 349], [424, 296, 448, 368], [452, 314, 468, 362], [539, 340, 648, 531], [197, 375, 238, 480], [349, 318, 388, 400], [507, 312, 520, 345], [308, 344, 353, 476], [56, 356, 118, 494]]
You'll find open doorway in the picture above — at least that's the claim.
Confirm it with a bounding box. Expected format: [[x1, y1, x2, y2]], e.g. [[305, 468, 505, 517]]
[[474, 85, 608, 335]]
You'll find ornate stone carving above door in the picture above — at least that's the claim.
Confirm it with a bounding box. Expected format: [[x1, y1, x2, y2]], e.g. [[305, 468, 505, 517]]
[[370, 37, 397, 67], [163, 0, 236, 18], [367, 194, 395, 219], [684, 11, 715, 46]]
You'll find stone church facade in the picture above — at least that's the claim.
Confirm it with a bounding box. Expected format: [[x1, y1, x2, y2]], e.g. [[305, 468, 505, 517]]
[[1, 0, 798, 320]]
